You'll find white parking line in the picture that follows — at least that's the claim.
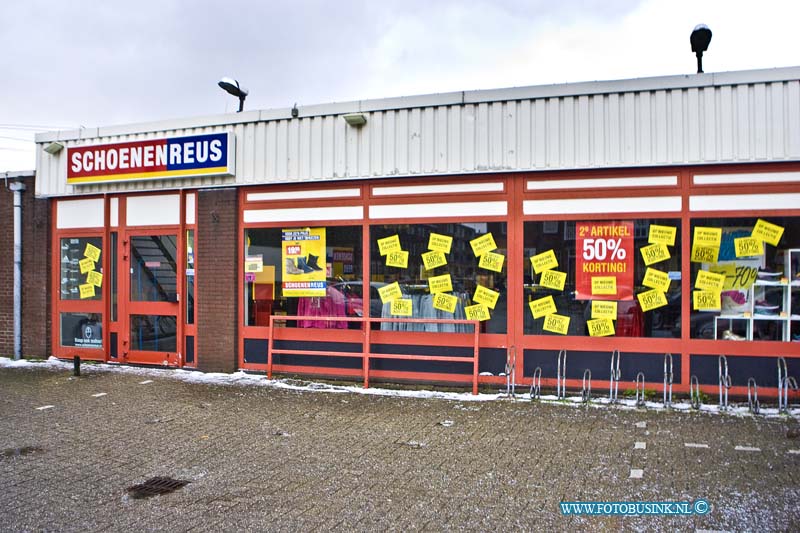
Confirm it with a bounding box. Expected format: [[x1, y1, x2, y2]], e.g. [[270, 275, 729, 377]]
[[788, 450, 800, 455], [91, 393, 107, 398], [684, 443, 709, 448], [634, 441, 646, 450], [139, 380, 153, 385], [629, 469, 644, 479], [734, 445, 761, 452], [35, 405, 54, 410]]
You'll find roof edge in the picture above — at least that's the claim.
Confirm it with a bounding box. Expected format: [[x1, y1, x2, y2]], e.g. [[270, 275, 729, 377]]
[[1, 170, 35, 179], [36, 65, 800, 144]]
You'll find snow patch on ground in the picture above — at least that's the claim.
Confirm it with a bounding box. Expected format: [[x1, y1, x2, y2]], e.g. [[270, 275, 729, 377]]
[[1, 356, 799, 418]]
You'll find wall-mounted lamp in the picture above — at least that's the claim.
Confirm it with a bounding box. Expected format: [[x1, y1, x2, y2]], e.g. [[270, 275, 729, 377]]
[[342, 113, 367, 127], [43, 142, 64, 155], [218, 77, 249, 112], [690, 24, 712, 74]]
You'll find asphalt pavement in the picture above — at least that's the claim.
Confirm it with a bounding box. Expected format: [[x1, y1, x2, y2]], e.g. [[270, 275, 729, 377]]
[[1, 360, 799, 532]]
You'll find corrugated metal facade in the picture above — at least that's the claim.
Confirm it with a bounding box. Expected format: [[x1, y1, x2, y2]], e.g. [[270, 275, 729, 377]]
[[35, 67, 800, 197]]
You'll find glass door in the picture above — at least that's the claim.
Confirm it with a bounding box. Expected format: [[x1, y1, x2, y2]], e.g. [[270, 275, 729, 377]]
[[122, 231, 182, 365]]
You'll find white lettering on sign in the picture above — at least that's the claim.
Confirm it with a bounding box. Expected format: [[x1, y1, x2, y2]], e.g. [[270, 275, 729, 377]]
[[70, 145, 171, 173], [71, 142, 220, 175]]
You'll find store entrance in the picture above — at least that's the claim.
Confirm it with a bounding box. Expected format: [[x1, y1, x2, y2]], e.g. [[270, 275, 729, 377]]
[[120, 231, 182, 365]]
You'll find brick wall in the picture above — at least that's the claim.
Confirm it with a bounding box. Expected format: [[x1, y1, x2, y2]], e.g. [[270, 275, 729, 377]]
[[0, 185, 13, 354], [0, 179, 50, 358], [22, 194, 50, 356], [196, 188, 238, 372]]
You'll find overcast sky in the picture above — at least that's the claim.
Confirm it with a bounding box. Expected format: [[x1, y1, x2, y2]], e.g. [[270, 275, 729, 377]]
[[2, 0, 798, 171]]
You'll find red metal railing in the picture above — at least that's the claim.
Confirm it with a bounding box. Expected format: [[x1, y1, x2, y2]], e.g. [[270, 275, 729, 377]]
[[267, 315, 481, 394]]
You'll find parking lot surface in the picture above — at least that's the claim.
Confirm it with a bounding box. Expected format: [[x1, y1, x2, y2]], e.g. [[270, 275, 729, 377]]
[[1, 359, 798, 532]]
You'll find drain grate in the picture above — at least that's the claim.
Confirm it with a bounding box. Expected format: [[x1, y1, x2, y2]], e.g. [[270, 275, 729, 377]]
[[2, 446, 44, 458], [126, 476, 190, 499]]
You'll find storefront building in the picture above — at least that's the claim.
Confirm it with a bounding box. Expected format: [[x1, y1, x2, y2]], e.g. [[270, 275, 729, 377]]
[[27, 66, 800, 397]]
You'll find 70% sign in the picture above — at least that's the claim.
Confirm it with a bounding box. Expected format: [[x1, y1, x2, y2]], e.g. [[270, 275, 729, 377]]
[[582, 238, 626, 261]]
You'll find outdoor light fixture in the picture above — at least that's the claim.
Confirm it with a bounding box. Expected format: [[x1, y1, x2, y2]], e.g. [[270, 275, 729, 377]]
[[218, 77, 248, 112], [690, 24, 712, 74], [43, 142, 64, 155], [342, 113, 367, 127]]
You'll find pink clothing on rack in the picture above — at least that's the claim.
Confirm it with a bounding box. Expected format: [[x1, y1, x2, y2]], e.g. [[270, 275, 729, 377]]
[[297, 286, 347, 328]]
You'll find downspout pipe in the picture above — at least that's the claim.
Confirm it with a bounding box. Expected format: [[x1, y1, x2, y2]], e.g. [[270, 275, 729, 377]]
[[8, 181, 26, 360]]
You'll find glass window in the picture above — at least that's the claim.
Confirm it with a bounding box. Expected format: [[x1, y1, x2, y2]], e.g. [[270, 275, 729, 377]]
[[523, 219, 682, 338], [60, 312, 102, 349], [689, 216, 799, 342], [369, 223, 506, 333], [130, 235, 178, 302], [59, 237, 103, 301], [130, 314, 177, 351], [110, 232, 118, 321], [244, 226, 363, 329], [186, 230, 195, 324]]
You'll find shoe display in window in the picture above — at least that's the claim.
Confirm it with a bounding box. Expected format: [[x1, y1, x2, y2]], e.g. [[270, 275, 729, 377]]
[[754, 300, 779, 315], [757, 268, 782, 279], [722, 329, 746, 341], [721, 290, 748, 314]]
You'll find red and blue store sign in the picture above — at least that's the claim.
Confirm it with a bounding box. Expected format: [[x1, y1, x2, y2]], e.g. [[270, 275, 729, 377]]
[[67, 132, 235, 185]]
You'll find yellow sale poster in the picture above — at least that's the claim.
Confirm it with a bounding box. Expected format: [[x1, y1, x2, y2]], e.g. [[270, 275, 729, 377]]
[[281, 227, 327, 297], [428, 233, 453, 254], [470, 233, 497, 257], [543, 314, 570, 335], [390, 298, 413, 316], [433, 292, 458, 313], [591, 301, 617, 320]]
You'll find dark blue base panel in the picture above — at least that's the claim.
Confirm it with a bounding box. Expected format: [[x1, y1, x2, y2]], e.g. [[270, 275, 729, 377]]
[[523, 349, 682, 384], [243, 338, 505, 375], [185, 335, 194, 364], [690, 354, 800, 387], [244, 338, 269, 364], [110, 332, 118, 359]]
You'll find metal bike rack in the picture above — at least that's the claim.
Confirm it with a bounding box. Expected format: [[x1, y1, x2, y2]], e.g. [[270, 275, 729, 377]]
[[556, 349, 567, 400], [690, 375, 701, 410], [784, 377, 799, 413], [778, 357, 798, 414], [609, 349, 621, 403], [747, 377, 760, 415], [505, 347, 516, 398], [529, 367, 542, 401], [634, 372, 646, 407], [581, 369, 592, 403], [718, 355, 731, 411], [663, 353, 673, 408]]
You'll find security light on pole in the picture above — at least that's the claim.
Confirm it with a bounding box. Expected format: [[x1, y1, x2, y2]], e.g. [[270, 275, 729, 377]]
[[218, 77, 248, 112], [690, 24, 712, 74]]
